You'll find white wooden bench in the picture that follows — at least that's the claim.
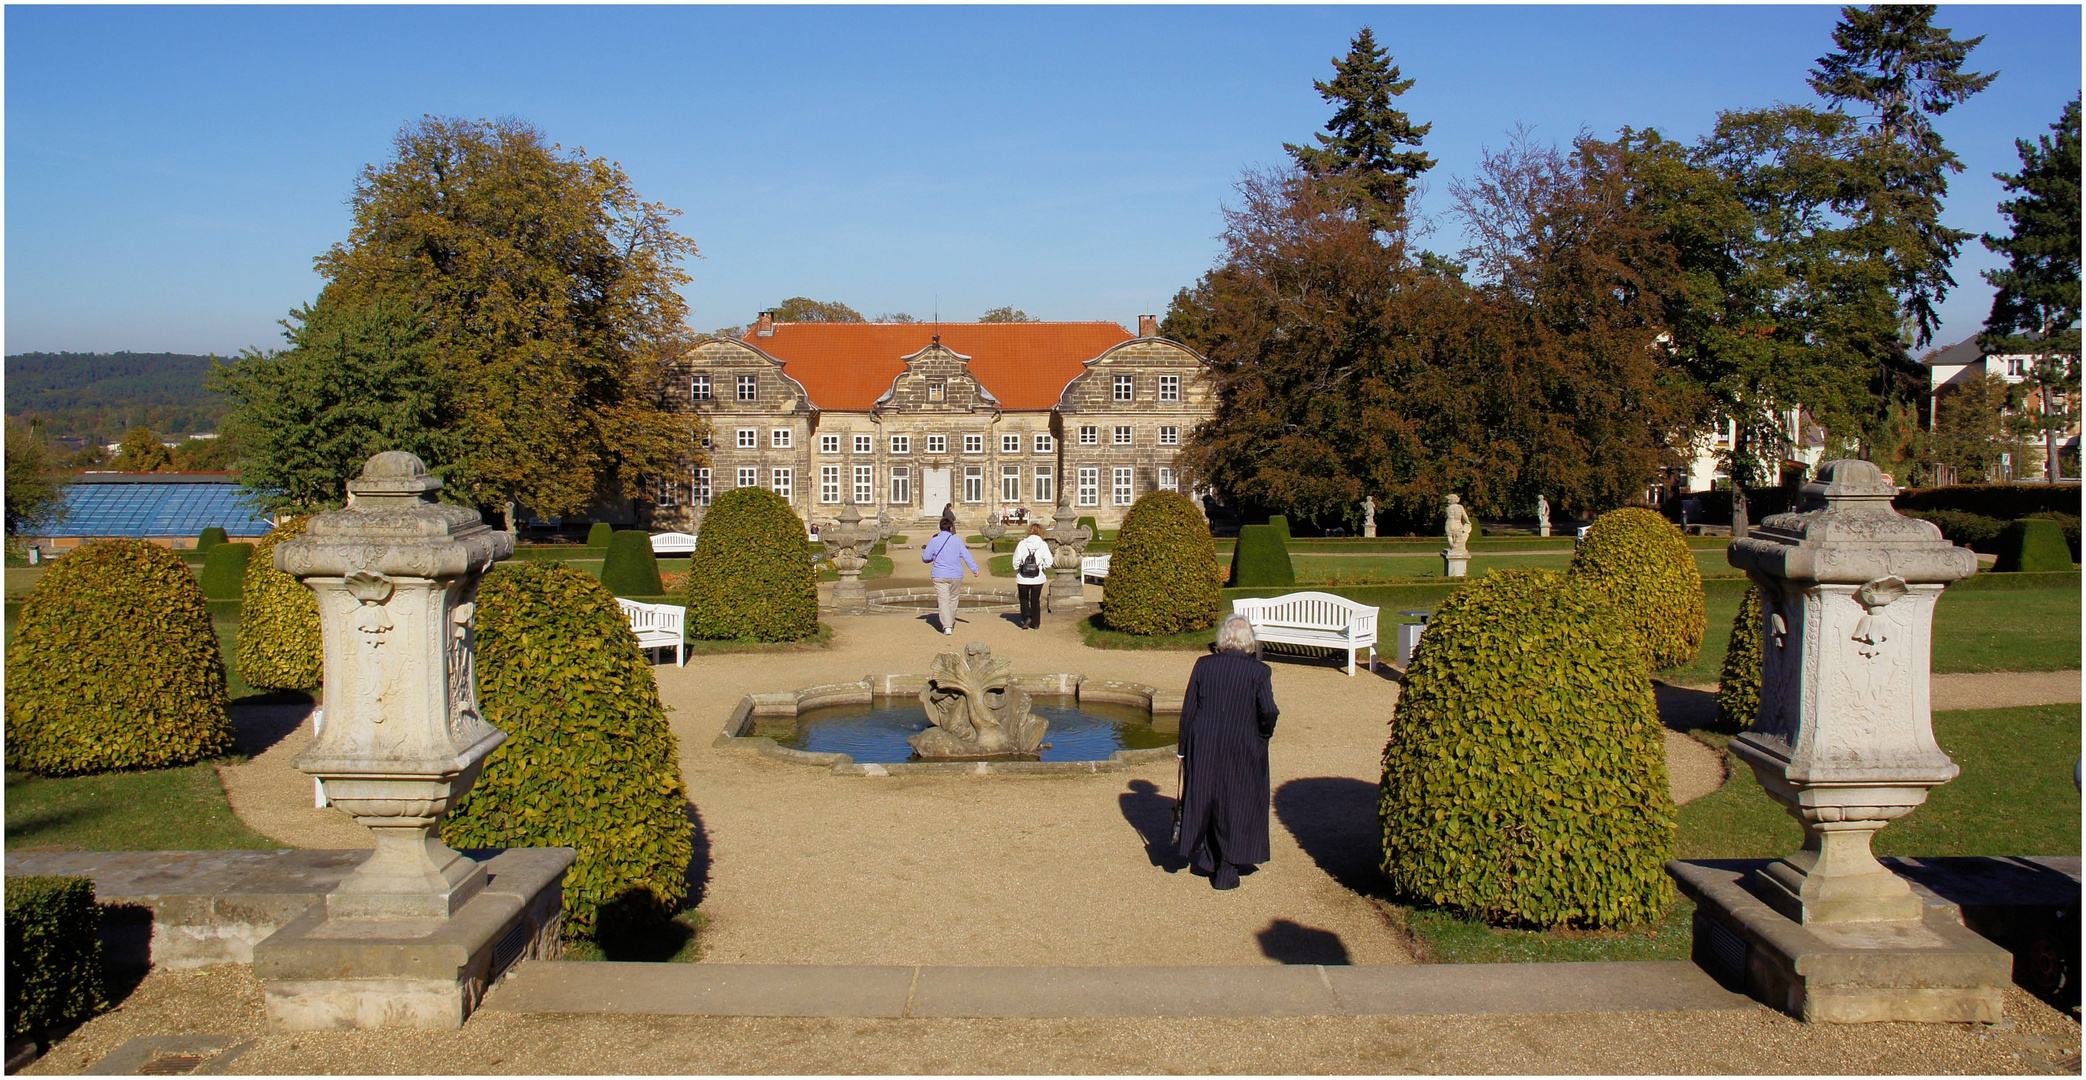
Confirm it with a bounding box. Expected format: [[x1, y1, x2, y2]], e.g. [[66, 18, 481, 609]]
[[649, 531, 698, 555], [1232, 591, 1379, 676], [618, 597, 686, 667], [1082, 553, 1111, 581]]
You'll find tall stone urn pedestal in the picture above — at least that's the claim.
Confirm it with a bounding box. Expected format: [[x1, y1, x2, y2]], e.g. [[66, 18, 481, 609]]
[[1667, 460, 2009, 1023], [249, 453, 573, 1031]]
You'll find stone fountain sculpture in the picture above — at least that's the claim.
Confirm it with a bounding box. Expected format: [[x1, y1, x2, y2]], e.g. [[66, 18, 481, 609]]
[[910, 642, 1049, 759], [1044, 500, 1094, 611], [1442, 494, 1472, 578], [821, 499, 891, 613]]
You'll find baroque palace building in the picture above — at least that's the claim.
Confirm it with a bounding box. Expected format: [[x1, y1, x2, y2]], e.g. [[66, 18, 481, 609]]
[[664, 313, 1213, 531]]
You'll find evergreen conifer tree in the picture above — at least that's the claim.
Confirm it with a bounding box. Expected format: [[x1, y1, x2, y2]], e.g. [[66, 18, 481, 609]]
[[1284, 27, 1435, 230], [1980, 96, 2081, 481]]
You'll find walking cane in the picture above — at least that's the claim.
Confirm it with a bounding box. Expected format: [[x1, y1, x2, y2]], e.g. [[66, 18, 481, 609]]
[[1170, 753, 1185, 847]]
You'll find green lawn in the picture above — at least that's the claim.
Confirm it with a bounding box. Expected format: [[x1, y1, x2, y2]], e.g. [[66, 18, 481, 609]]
[[1402, 703, 2082, 963], [5, 765, 280, 852], [1289, 550, 1741, 585]]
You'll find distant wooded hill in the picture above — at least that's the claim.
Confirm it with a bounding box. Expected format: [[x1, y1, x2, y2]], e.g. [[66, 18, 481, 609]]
[[4, 351, 230, 443]]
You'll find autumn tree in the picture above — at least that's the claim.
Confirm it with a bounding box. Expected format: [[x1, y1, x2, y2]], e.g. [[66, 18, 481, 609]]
[[314, 117, 702, 525], [977, 306, 1036, 323], [768, 297, 862, 322], [4, 419, 66, 536], [170, 434, 240, 472], [1981, 96, 2081, 481], [112, 427, 174, 472], [1285, 27, 1435, 231], [212, 296, 463, 511], [1929, 373, 2014, 481]]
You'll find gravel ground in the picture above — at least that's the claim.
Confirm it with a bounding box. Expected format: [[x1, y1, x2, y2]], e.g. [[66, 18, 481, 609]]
[[24, 966, 2080, 1075]]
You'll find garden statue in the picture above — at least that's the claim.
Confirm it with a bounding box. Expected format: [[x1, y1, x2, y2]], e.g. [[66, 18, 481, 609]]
[[1362, 495, 1377, 538], [1442, 494, 1472, 578], [910, 642, 1049, 759], [1045, 499, 1093, 610], [1536, 495, 1550, 538], [821, 499, 883, 613]]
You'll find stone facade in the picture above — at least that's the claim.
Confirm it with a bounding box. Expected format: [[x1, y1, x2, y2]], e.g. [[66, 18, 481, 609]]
[[662, 320, 1213, 531]]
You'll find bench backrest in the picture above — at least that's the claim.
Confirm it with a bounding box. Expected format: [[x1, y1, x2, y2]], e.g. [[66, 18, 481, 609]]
[[617, 597, 686, 634], [1232, 591, 1379, 631], [650, 531, 698, 554]]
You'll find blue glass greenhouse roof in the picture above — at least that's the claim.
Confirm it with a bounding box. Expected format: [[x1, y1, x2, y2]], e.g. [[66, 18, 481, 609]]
[[51, 474, 275, 538]]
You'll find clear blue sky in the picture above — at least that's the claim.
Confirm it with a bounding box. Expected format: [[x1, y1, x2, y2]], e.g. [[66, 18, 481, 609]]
[[5, 5, 2078, 358]]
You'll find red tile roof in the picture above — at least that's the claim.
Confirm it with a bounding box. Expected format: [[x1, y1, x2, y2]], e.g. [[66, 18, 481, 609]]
[[738, 322, 1135, 411]]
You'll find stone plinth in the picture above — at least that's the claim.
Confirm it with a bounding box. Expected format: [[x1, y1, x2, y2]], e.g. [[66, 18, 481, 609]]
[[254, 847, 572, 1031], [1044, 501, 1093, 612], [1442, 553, 1469, 578]]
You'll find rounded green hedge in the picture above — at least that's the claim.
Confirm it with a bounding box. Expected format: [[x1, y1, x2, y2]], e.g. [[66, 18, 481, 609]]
[[1379, 568, 1673, 929], [238, 516, 322, 691], [445, 562, 692, 939], [1267, 514, 1292, 542], [1994, 517, 2073, 572], [586, 522, 615, 548], [195, 527, 228, 553], [1101, 491, 1222, 636], [5, 539, 235, 775], [1713, 585, 1762, 735], [599, 530, 663, 597], [1229, 524, 1295, 587], [199, 542, 253, 601], [1568, 507, 1704, 670], [684, 487, 818, 641]]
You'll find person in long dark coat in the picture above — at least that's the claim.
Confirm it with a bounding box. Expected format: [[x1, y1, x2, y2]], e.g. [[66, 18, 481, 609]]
[[1175, 613, 1279, 890]]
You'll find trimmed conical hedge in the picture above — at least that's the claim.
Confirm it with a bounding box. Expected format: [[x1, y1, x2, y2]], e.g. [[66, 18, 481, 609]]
[[1994, 517, 2073, 572], [1229, 524, 1295, 587], [195, 527, 229, 553], [1713, 585, 1762, 735], [1380, 568, 1673, 929], [199, 542, 252, 601], [6, 539, 235, 775], [683, 487, 818, 641], [1568, 507, 1705, 670], [600, 530, 664, 597], [445, 562, 693, 939], [1101, 491, 1222, 635], [238, 516, 322, 691], [586, 522, 614, 548]]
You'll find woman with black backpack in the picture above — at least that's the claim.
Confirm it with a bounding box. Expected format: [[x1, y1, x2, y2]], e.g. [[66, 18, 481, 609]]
[[1011, 524, 1052, 630]]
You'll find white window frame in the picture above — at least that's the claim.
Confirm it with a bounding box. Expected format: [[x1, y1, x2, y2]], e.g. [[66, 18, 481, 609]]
[[1001, 464, 1021, 502], [1113, 425, 1132, 446], [771, 428, 792, 449], [736, 428, 756, 449], [736, 374, 757, 402], [1077, 467, 1099, 507], [1113, 374, 1133, 401], [1034, 466, 1054, 505], [771, 467, 793, 501], [1002, 434, 1022, 454], [890, 467, 911, 506], [890, 434, 911, 455], [964, 434, 984, 454], [1113, 467, 1133, 506], [854, 434, 873, 455], [854, 465, 874, 505], [1078, 425, 1098, 446], [692, 375, 712, 401], [820, 465, 841, 504], [963, 466, 985, 503], [928, 382, 946, 402], [736, 466, 757, 489], [695, 467, 713, 506], [820, 433, 840, 454], [1157, 466, 1177, 492], [1034, 433, 1055, 454], [654, 476, 679, 507], [1159, 425, 1179, 446], [1159, 375, 1180, 402], [926, 435, 947, 454]]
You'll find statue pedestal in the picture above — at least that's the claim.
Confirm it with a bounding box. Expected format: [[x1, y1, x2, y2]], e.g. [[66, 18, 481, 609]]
[[830, 573, 866, 614], [1442, 552, 1468, 578]]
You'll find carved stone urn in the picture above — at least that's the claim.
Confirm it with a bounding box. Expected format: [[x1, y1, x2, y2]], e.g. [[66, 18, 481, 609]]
[[276, 452, 515, 920], [820, 500, 887, 613], [1727, 459, 1978, 925], [1044, 500, 1093, 611]]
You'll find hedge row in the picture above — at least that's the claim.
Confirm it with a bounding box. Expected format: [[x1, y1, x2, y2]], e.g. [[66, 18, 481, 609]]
[[238, 516, 322, 691], [1895, 483, 2082, 521], [6, 875, 103, 1042]]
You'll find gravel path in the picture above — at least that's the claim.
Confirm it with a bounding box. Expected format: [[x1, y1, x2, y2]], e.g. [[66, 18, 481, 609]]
[[24, 966, 2080, 1075]]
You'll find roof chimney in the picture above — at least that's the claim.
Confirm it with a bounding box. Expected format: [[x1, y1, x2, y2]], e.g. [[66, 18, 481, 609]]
[[1137, 314, 1158, 338], [756, 311, 775, 337]]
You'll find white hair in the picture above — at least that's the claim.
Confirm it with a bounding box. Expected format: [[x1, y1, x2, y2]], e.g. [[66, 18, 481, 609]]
[[1214, 613, 1260, 655]]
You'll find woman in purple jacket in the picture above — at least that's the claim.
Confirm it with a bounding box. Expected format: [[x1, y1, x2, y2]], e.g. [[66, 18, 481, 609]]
[[920, 511, 980, 635]]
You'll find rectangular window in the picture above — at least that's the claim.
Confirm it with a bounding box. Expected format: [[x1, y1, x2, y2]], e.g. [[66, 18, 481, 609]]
[[890, 467, 911, 506], [963, 466, 984, 503], [890, 434, 911, 455], [820, 465, 841, 504], [736, 466, 757, 489], [1034, 466, 1054, 505], [736, 375, 757, 401], [771, 428, 791, 449], [654, 477, 678, 507], [770, 467, 792, 501], [1157, 467, 1177, 492], [1113, 467, 1133, 505], [695, 468, 713, 506], [1113, 426, 1132, 446], [926, 435, 947, 454], [736, 428, 756, 449], [820, 434, 840, 454], [1113, 375, 1133, 401], [1159, 375, 1180, 402], [692, 375, 712, 401], [1077, 468, 1099, 506], [1002, 434, 1022, 454], [1001, 464, 1021, 502], [928, 382, 946, 402], [1159, 425, 1179, 446], [1034, 433, 1055, 454], [854, 465, 874, 505], [964, 434, 983, 454], [854, 434, 873, 454], [1079, 425, 1098, 446]]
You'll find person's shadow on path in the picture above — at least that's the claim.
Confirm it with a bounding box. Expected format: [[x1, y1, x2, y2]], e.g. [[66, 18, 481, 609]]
[[1273, 777, 1388, 898], [1119, 779, 1187, 872]]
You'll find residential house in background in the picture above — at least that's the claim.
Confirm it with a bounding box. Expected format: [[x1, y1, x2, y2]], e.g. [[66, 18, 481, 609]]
[[1925, 336, 2079, 481]]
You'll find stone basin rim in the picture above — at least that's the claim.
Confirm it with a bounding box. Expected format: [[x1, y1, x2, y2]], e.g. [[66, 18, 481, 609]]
[[717, 673, 1182, 776]]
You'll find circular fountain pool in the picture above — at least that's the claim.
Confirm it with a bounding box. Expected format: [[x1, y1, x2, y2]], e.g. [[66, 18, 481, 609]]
[[777, 697, 1174, 764]]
